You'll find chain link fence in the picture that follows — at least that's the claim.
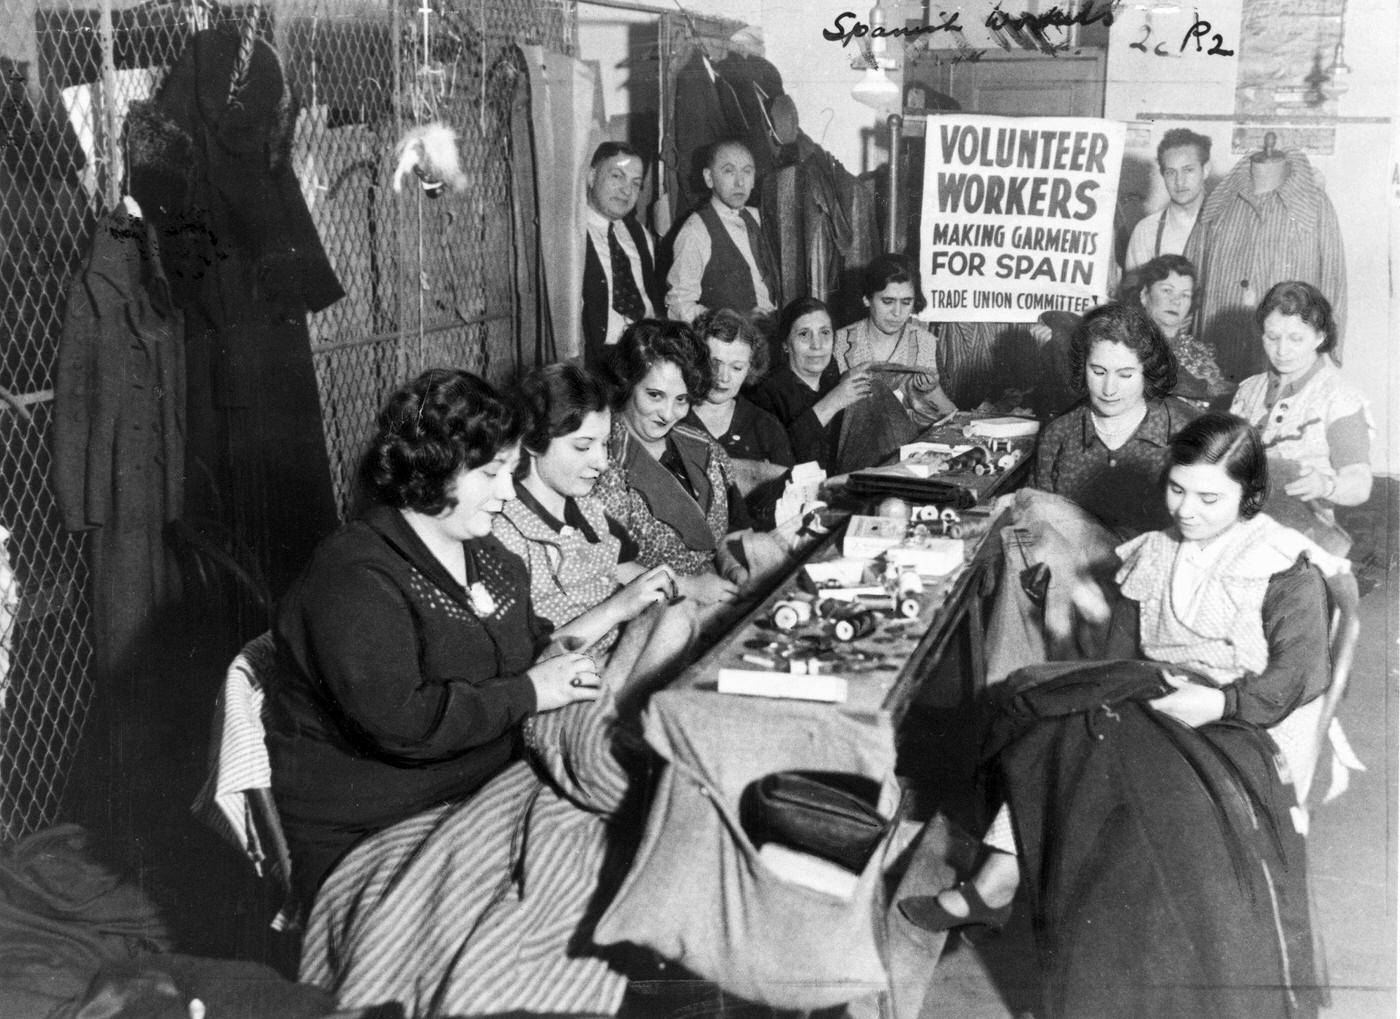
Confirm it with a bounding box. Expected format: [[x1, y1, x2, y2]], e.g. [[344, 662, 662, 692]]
[[0, 0, 572, 839]]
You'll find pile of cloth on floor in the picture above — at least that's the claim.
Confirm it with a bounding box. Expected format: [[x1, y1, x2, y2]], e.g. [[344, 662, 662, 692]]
[[0, 824, 377, 1019]]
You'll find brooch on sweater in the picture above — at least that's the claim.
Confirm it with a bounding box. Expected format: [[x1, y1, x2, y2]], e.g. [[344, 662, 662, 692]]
[[467, 581, 497, 616]]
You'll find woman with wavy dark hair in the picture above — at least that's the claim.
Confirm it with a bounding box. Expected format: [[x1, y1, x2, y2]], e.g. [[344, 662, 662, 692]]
[[495, 361, 676, 635], [268, 368, 617, 906], [903, 412, 1340, 1019], [1033, 301, 1197, 538], [294, 365, 699, 1017], [593, 319, 753, 606]]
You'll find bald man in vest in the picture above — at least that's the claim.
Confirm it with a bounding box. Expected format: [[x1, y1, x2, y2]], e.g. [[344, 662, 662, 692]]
[[582, 142, 663, 365], [666, 139, 779, 323]]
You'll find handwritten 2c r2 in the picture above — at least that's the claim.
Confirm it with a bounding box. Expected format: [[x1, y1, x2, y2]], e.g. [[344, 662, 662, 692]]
[[1131, 14, 1235, 57]]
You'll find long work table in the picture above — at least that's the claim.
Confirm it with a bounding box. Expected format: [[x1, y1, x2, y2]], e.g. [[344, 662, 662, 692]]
[[598, 418, 1035, 1014], [675, 421, 1034, 727]]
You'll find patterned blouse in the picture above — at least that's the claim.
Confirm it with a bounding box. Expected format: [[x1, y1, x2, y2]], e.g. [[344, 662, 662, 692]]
[[835, 318, 947, 428], [492, 485, 622, 634], [1230, 357, 1372, 555], [593, 417, 739, 576], [1115, 513, 1343, 724], [1032, 397, 1200, 539]]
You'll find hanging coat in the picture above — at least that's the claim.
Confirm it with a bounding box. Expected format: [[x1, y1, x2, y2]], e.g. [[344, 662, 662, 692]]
[[1185, 150, 1346, 385], [53, 207, 185, 680], [129, 28, 344, 594]]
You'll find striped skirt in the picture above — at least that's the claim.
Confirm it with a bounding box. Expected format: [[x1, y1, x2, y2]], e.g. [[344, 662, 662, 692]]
[[298, 705, 639, 1017]]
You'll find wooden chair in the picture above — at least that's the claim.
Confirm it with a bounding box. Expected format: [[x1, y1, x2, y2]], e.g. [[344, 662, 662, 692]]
[[1299, 570, 1362, 810], [193, 632, 301, 932]]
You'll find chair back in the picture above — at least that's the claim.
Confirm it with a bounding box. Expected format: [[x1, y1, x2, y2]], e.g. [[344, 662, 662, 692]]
[[1292, 570, 1362, 812], [192, 631, 300, 931], [1316, 570, 1361, 756]]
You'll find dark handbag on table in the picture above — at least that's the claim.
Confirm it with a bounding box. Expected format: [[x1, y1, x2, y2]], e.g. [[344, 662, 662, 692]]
[[739, 771, 889, 873]]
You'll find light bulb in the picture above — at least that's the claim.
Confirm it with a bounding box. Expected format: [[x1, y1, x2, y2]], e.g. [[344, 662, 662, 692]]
[[851, 66, 901, 115]]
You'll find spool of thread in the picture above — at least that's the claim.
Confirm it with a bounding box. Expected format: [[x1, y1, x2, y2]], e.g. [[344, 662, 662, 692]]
[[896, 570, 923, 598], [831, 611, 877, 642], [877, 497, 912, 520]]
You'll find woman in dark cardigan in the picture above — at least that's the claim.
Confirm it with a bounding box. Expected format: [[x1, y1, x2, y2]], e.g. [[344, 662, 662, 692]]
[[685, 308, 795, 526], [748, 296, 873, 473], [267, 368, 617, 906]]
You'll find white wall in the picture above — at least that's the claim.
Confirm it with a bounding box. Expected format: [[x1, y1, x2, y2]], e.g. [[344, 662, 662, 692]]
[[576, 4, 658, 127]]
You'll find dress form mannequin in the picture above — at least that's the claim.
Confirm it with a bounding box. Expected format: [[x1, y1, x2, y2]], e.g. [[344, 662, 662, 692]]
[[1250, 132, 1288, 195]]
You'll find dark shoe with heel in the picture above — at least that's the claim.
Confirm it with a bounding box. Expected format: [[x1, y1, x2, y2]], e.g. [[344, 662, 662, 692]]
[[898, 881, 1013, 937]]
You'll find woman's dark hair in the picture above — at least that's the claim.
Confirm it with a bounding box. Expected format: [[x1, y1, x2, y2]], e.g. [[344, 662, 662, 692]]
[[1068, 301, 1177, 399], [694, 307, 770, 382], [1254, 280, 1337, 355], [608, 318, 711, 405], [860, 253, 927, 314], [1165, 411, 1268, 519], [517, 362, 612, 456], [775, 296, 832, 349], [360, 368, 522, 515], [1122, 253, 1197, 306]]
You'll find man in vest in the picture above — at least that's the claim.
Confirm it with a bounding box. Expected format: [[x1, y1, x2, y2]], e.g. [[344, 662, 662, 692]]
[[666, 139, 779, 323], [1124, 128, 1212, 272], [582, 141, 663, 365]]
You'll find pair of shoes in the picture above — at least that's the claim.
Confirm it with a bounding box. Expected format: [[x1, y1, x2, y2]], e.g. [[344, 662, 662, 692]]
[[898, 881, 1013, 935]]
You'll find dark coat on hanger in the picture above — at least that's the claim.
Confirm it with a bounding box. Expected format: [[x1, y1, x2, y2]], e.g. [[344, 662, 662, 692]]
[[667, 48, 732, 220], [53, 207, 185, 681], [713, 52, 784, 177], [130, 28, 344, 594]]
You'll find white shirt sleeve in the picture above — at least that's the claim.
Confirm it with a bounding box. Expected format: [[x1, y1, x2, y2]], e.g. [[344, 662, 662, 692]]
[[666, 213, 711, 323]]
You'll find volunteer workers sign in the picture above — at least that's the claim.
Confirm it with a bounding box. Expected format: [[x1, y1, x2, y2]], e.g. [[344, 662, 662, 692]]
[[918, 115, 1125, 322]]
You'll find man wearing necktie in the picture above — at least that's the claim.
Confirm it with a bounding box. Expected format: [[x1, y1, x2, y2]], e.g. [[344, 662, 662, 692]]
[[666, 139, 779, 325], [582, 142, 663, 366]]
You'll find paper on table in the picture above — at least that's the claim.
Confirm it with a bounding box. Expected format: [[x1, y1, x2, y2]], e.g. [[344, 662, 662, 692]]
[[717, 669, 848, 703]]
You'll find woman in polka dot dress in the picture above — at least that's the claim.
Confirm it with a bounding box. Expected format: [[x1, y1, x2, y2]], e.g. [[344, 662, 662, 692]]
[[494, 361, 678, 654]]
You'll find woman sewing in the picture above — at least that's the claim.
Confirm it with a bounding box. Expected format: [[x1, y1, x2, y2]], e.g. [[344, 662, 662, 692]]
[[1230, 280, 1373, 556], [267, 369, 610, 907], [833, 253, 959, 429], [1032, 301, 1199, 538], [747, 296, 873, 473], [903, 412, 1336, 1019], [592, 319, 750, 606]]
